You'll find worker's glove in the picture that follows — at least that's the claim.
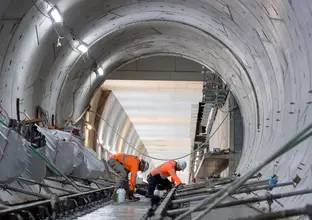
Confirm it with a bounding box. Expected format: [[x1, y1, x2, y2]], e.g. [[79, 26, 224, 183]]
[[176, 183, 185, 190]]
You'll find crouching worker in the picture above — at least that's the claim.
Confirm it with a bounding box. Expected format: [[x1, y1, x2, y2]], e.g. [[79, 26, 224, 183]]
[[145, 160, 187, 198], [108, 153, 149, 201]]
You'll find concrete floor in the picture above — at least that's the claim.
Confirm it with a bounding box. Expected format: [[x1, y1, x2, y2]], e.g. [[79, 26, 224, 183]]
[[77, 199, 149, 220]]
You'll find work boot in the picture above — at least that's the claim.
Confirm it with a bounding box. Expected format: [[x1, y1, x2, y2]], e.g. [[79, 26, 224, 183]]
[[111, 188, 118, 201], [127, 190, 140, 201], [145, 191, 153, 198]]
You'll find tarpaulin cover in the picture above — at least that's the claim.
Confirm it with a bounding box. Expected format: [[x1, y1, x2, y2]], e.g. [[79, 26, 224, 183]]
[[0, 123, 27, 184], [71, 147, 105, 179], [37, 128, 83, 175], [21, 140, 46, 184]]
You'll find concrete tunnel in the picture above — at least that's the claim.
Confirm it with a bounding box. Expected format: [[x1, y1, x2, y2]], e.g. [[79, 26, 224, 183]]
[[0, 0, 312, 219]]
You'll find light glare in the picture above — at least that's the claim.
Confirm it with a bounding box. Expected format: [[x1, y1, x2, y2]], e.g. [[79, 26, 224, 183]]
[[85, 123, 92, 130], [77, 44, 88, 53], [50, 8, 62, 23], [97, 67, 104, 76]]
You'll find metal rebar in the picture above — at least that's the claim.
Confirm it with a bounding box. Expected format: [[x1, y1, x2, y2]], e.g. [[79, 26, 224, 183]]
[[0, 186, 114, 216], [0, 185, 51, 199], [176, 179, 274, 197], [177, 178, 234, 193], [69, 176, 113, 187], [168, 189, 312, 216], [174, 124, 312, 220], [172, 182, 294, 204], [229, 204, 312, 220], [152, 188, 176, 220], [45, 177, 96, 190], [18, 177, 78, 194], [0, 204, 9, 210]]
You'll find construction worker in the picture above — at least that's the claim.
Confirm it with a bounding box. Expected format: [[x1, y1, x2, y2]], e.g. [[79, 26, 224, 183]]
[[108, 153, 149, 201], [145, 160, 187, 197]]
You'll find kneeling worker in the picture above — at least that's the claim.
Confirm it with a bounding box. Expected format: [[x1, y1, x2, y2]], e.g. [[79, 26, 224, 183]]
[[146, 160, 187, 197], [108, 153, 149, 201]]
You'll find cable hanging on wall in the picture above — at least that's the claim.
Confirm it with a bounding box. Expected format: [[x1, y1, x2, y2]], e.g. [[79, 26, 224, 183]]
[[88, 110, 229, 161]]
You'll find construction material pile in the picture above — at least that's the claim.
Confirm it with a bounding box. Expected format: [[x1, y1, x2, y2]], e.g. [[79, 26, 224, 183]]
[[37, 127, 105, 179], [0, 123, 27, 184]]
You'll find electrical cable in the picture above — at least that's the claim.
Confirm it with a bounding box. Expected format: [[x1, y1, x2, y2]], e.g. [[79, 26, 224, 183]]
[[175, 123, 312, 220], [88, 110, 229, 161]]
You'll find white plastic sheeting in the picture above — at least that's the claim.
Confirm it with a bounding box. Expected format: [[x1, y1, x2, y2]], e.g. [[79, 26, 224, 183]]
[[21, 140, 46, 184], [0, 123, 27, 184], [37, 128, 83, 175], [71, 147, 105, 180], [38, 127, 104, 179]]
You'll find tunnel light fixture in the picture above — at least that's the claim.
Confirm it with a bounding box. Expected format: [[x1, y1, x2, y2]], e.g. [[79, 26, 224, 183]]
[[49, 7, 62, 23], [77, 43, 89, 53], [97, 67, 104, 76]]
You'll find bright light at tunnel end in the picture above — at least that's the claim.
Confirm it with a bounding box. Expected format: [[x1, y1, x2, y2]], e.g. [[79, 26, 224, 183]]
[[77, 43, 89, 53], [49, 7, 62, 23]]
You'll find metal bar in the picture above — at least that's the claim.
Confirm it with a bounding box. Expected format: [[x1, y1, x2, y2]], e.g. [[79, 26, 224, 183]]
[[177, 178, 234, 193], [18, 177, 78, 194], [0, 185, 51, 199], [59, 186, 114, 200], [0, 204, 9, 210], [177, 179, 269, 194], [175, 124, 312, 220], [172, 182, 294, 204], [69, 176, 113, 187], [0, 186, 114, 216], [45, 177, 96, 190], [229, 204, 312, 220], [152, 188, 176, 220], [168, 189, 312, 216]]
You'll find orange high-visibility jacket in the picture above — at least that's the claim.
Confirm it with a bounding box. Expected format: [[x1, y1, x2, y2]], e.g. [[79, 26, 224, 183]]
[[150, 160, 182, 185], [110, 153, 140, 190]]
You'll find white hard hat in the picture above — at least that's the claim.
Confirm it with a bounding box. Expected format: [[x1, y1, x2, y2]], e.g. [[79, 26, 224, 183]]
[[177, 160, 187, 171], [140, 159, 149, 172]]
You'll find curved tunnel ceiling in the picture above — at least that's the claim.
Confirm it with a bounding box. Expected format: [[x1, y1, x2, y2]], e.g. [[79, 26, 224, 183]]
[[0, 0, 312, 211]]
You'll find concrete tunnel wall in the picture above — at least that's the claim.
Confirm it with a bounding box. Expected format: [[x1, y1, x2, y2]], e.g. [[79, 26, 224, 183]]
[[0, 0, 312, 214]]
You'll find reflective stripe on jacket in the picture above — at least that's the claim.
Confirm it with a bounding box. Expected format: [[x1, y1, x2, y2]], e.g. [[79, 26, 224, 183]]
[[150, 160, 182, 185], [109, 153, 140, 190]]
